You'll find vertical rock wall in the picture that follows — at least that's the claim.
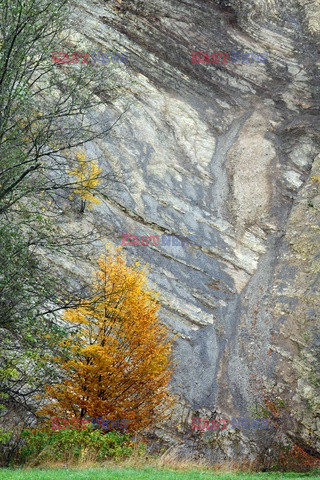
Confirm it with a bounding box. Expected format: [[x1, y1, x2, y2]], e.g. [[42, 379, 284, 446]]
[[62, 0, 320, 461]]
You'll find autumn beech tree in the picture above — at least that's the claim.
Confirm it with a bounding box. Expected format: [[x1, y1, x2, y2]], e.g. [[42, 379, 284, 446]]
[[40, 248, 174, 432]]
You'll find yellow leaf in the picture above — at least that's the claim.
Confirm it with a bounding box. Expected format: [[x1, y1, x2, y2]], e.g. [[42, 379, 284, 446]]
[[39, 247, 175, 433]]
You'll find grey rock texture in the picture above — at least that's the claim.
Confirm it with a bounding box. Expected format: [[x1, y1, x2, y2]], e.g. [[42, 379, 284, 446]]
[[62, 0, 320, 463]]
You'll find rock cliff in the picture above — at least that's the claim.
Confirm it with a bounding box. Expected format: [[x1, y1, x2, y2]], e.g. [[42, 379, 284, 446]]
[[62, 0, 320, 463]]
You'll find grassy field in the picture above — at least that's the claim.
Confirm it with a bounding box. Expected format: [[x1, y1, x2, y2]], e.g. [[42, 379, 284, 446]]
[[1, 468, 319, 480]]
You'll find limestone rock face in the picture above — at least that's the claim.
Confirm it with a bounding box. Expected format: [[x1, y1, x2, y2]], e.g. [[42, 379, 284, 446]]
[[65, 0, 320, 461]]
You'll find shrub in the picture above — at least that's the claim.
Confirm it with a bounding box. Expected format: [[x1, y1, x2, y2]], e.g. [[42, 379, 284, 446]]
[[18, 425, 141, 465], [275, 444, 320, 472]]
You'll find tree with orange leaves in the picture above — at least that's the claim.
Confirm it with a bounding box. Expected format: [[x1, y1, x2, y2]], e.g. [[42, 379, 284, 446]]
[[39, 247, 174, 432]]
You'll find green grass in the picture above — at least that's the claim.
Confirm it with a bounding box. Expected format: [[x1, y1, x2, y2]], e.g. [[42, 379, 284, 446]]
[[0, 468, 319, 480]]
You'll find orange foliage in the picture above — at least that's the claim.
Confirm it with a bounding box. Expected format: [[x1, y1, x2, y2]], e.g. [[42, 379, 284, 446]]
[[39, 248, 174, 432], [264, 399, 280, 417], [278, 444, 319, 471]]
